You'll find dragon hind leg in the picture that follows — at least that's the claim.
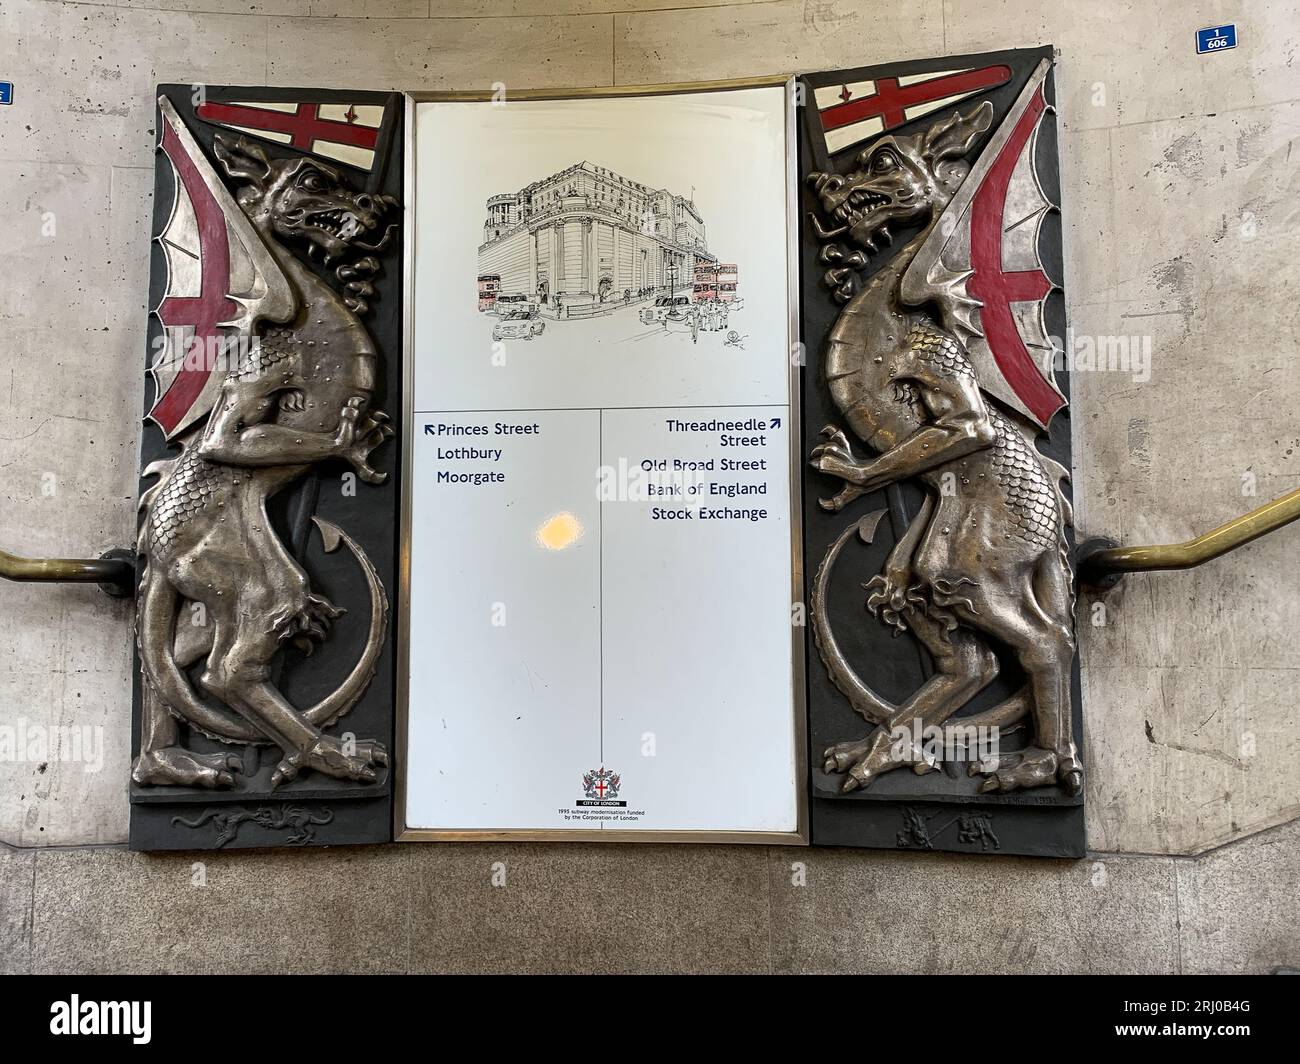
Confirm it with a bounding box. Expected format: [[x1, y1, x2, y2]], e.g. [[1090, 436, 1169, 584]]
[[133, 686, 243, 788], [134, 581, 241, 788], [825, 625, 999, 792], [964, 569, 1081, 795], [197, 606, 388, 788]]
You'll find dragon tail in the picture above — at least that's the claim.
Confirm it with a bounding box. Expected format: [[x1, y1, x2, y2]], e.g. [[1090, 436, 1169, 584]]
[[137, 515, 388, 746], [811, 520, 896, 726], [169, 810, 218, 829], [135, 555, 214, 736]]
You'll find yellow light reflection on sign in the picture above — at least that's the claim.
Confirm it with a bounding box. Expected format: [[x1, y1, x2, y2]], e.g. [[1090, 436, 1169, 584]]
[[536, 511, 583, 551]]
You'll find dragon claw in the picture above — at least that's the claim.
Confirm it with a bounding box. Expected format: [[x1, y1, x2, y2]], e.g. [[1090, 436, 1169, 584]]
[[272, 735, 386, 786], [818, 483, 867, 512], [976, 747, 1060, 793], [132, 748, 244, 789]]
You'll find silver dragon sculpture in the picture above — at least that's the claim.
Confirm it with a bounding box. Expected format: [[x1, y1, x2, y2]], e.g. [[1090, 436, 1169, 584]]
[[807, 63, 1083, 797], [133, 98, 396, 790]]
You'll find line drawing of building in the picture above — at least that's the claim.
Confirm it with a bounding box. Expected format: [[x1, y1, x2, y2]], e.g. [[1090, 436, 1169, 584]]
[[478, 161, 719, 307]]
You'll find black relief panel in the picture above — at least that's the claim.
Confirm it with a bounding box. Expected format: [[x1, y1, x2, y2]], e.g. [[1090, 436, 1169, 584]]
[[130, 87, 404, 850], [798, 49, 1086, 857]]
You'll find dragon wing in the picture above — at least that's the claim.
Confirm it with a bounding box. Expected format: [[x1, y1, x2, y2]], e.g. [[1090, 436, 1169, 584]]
[[900, 58, 1065, 432], [148, 96, 296, 440]]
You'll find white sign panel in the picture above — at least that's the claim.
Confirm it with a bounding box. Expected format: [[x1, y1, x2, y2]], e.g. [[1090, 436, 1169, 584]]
[[402, 86, 802, 839]]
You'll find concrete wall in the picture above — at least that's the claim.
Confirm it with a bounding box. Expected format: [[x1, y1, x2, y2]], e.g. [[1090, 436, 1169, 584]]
[[1, 0, 1297, 972]]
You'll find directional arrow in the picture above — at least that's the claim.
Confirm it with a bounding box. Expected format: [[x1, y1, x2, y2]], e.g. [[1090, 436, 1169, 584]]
[[424, 424, 435, 436], [770, 417, 782, 429]]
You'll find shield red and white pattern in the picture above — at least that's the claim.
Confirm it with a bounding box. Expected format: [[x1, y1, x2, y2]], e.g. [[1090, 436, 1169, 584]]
[[814, 65, 1012, 155], [196, 101, 385, 172], [149, 97, 295, 439], [901, 60, 1066, 431]]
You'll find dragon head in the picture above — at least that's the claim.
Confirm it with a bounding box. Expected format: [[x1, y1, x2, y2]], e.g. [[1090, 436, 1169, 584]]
[[807, 101, 993, 256], [213, 134, 398, 264]]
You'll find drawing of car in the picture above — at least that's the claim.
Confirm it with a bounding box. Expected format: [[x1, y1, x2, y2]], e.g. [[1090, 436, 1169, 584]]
[[492, 309, 546, 340], [640, 297, 670, 324], [492, 293, 536, 317], [641, 295, 691, 325], [664, 296, 692, 322]]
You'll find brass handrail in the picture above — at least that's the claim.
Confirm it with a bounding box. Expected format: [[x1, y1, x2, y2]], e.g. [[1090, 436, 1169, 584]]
[[0, 547, 135, 597], [5, 487, 1298, 597], [1078, 486, 1300, 588]]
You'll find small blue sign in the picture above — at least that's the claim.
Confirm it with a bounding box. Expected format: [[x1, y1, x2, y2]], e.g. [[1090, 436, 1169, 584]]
[[0, 82, 13, 106], [1196, 24, 1237, 54]]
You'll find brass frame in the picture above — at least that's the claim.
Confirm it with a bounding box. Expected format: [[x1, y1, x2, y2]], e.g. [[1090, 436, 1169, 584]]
[[394, 77, 808, 845]]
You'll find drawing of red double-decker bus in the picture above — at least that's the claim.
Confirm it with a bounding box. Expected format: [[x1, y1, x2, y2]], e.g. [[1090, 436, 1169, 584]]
[[478, 273, 501, 312], [716, 263, 738, 303], [693, 263, 717, 302]]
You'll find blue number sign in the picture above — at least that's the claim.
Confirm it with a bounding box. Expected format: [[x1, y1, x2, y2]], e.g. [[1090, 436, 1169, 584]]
[[1196, 25, 1237, 54]]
